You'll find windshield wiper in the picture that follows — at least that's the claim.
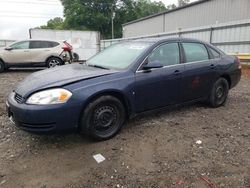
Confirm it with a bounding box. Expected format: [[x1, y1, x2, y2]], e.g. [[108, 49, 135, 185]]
[[87, 64, 110, 70]]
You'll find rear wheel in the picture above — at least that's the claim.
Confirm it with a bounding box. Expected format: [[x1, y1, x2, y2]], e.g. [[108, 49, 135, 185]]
[[73, 52, 79, 62], [47, 57, 63, 68], [209, 78, 229, 108], [0, 60, 5, 73], [80, 96, 126, 140]]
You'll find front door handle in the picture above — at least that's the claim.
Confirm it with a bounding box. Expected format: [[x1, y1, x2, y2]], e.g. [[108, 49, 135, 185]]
[[24, 50, 29, 52], [174, 70, 181, 75]]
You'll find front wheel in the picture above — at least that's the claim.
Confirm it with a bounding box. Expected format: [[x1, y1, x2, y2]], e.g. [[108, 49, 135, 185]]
[[209, 78, 229, 108], [0, 61, 5, 73], [46, 57, 63, 68], [80, 96, 126, 140]]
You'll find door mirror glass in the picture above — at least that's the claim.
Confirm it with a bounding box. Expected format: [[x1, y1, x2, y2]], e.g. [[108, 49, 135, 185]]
[[143, 60, 163, 70]]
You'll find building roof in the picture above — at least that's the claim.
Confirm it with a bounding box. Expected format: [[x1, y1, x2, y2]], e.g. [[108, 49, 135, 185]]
[[122, 0, 210, 26]]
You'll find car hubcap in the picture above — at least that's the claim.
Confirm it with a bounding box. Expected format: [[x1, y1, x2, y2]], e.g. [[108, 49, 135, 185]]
[[49, 59, 60, 68], [215, 83, 226, 104], [216, 86, 224, 98], [93, 106, 117, 131]]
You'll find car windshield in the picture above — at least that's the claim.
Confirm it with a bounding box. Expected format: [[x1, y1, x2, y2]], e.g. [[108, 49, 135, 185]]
[[86, 42, 151, 70]]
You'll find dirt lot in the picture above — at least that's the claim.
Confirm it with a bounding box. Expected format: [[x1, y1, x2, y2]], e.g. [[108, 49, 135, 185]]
[[0, 69, 250, 188]]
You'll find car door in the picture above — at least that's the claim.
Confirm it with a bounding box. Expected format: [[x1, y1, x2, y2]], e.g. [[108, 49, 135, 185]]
[[3, 41, 30, 63], [181, 42, 218, 102], [29, 41, 53, 63], [135, 42, 184, 112]]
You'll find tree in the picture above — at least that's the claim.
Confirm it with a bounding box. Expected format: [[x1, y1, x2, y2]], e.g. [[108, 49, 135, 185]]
[[39, 0, 195, 39], [166, 4, 177, 10], [59, 0, 166, 38], [39, 17, 64, 30], [178, 0, 190, 7]]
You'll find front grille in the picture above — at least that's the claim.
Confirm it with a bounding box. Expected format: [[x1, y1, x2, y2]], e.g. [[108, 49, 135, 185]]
[[14, 93, 24, 103]]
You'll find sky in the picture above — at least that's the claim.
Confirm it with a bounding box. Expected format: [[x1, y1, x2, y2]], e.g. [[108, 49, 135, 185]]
[[0, 0, 187, 40]]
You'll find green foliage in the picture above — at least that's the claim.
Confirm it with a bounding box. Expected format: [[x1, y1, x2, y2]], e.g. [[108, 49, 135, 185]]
[[38, 0, 190, 39], [39, 17, 65, 30], [59, 0, 166, 38], [178, 0, 190, 7]]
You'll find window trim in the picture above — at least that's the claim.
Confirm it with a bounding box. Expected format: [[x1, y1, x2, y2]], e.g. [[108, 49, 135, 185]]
[[206, 45, 221, 60], [136, 41, 182, 72], [181, 42, 210, 64]]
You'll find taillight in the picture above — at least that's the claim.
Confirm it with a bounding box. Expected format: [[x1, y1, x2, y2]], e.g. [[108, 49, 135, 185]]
[[62, 41, 73, 51], [236, 56, 241, 69]]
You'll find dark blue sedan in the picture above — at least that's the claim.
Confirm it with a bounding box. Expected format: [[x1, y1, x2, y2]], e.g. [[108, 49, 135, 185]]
[[6, 38, 241, 140]]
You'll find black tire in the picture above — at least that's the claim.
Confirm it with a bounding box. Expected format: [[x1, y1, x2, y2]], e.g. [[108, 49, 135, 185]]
[[73, 52, 79, 62], [80, 95, 126, 140], [209, 78, 229, 108], [46, 57, 63, 68], [0, 60, 5, 73]]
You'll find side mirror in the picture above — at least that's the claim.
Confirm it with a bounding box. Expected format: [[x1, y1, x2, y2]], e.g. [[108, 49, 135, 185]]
[[143, 60, 163, 71], [5, 47, 13, 51]]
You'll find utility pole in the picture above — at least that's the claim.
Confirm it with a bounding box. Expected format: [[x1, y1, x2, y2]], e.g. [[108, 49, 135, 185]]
[[111, 6, 116, 39]]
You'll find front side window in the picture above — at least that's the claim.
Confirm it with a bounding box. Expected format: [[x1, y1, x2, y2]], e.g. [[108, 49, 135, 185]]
[[87, 42, 151, 69], [148, 43, 180, 66], [49, 41, 60, 47], [10, 41, 29, 50], [182, 42, 209, 63]]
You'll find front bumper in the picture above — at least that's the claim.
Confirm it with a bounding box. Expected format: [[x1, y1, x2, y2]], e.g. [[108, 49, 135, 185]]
[[6, 92, 81, 134]]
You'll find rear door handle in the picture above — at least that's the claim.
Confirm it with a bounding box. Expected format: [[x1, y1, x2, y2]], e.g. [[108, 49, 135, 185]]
[[210, 64, 215, 69], [174, 70, 181, 75], [24, 50, 29, 52]]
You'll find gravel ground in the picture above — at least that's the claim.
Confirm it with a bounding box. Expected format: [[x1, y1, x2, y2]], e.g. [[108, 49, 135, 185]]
[[0, 69, 250, 188]]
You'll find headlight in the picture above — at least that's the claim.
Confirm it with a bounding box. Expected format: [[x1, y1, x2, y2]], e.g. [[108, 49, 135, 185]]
[[26, 88, 72, 105]]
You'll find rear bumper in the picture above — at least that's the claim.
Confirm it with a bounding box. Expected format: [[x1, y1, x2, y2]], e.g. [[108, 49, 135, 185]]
[[6, 92, 81, 134], [230, 69, 241, 89]]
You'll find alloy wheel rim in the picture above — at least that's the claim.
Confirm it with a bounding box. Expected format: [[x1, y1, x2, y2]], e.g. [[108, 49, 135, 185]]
[[49, 59, 60, 68]]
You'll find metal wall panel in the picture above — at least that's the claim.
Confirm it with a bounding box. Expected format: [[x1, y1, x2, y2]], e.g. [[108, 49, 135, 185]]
[[181, 31, 211, 42], [123, 0, 250, 38], [123, 15, 164, 38], [102, 20, 250, 54], [212, 25, 250, 43], [218, 44, 250, 54], [163, 0, 250, 33]]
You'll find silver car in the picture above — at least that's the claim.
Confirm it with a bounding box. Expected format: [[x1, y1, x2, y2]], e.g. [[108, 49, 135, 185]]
[[0, 39, 72, 72]]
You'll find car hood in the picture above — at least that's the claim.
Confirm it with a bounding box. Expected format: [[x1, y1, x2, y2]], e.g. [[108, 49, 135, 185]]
[[15, 63, 118, 97]]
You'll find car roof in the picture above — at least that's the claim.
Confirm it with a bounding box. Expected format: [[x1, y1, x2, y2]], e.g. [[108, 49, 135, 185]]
[[133, 37, 205, 44], [14, 39, 62, 43]]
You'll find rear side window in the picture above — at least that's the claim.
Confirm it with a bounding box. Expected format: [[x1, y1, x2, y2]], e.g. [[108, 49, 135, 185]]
[[148, 43, 180, 66], [209, 47, 220, 59], [29, 41, 59, 49], [29, 41, 42, 49], [182, 43, 209, 63], [49, 41, 60, 47]]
